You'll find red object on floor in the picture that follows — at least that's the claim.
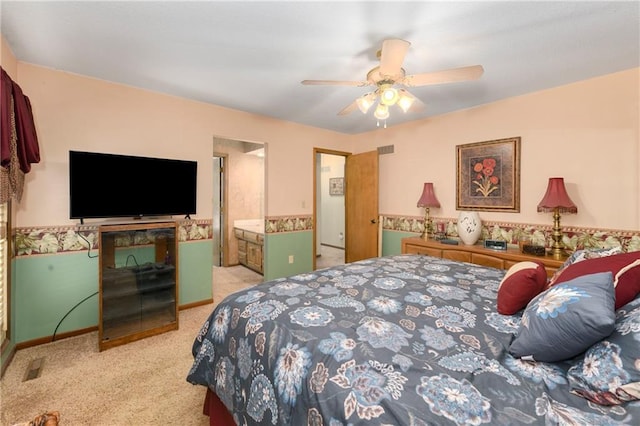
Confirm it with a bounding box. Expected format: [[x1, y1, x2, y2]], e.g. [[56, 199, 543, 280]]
[[203, 388, 236, 426]]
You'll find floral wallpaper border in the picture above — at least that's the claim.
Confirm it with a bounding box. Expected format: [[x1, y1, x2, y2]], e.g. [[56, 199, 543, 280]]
[[11, 219, 212, 257], [11, 216, 314, 258], [265, 215, 314, 233], [382, 214, 640, 253], [11, 214, 640, 257]]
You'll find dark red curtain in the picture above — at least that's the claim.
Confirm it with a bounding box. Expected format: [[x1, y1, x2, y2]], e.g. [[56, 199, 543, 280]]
[[0, 68, 13, 169], [1, 66, 40, 202]]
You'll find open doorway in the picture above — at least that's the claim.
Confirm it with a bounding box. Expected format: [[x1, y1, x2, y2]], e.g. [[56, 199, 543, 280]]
[[314, 149, 380, 269], [212, 138, 265, 302], [212, 138, 265, 267], [314, 149, 349, 270]]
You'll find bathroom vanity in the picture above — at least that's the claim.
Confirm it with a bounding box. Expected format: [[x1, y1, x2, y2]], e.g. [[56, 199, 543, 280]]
[[234, 219, 264, 274]]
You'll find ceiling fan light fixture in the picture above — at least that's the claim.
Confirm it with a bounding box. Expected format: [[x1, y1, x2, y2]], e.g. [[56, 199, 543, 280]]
[[356, 93, 375, 114], [397, 91, 416, 113], [380, 86, 399, 106], [301, 39, 484, 128], [374, 103, 389, 120]]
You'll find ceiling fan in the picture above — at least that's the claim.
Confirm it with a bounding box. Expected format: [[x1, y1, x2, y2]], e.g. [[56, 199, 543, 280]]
[[301, 39, 484, 125]]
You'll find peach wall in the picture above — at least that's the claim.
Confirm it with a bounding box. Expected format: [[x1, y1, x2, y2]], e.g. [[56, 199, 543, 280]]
[[4, 26, 638, 233], [229, 153, 264, 221], [12, 62, 351, 227], [1, 35, 18, 227], [354, 68, 640, 231], [1, 35, 17, 78]]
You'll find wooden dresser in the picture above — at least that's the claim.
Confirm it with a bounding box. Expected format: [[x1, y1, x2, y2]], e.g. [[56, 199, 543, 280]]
[[401, 237, 567, 277]]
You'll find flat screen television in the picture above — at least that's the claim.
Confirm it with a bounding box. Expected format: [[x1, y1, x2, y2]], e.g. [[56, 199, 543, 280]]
[[69, 150, 197, 221]]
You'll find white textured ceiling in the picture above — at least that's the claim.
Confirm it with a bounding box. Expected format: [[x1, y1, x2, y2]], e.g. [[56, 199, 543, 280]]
[[1, 1, 638, 134]]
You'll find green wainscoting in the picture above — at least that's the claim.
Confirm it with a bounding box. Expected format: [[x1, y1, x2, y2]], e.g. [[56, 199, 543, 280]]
[[262, 230, 411, 282], [10, 240, 211, 345], [179, 239, 213, 305], [13, 252, 99, 344], [381, 230, 417, 256], [264, 231, 313, 281]]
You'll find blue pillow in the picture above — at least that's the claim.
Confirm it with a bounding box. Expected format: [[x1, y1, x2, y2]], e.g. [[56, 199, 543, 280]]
[[567, 295, 640, 405], [509, 271, 616, 362]]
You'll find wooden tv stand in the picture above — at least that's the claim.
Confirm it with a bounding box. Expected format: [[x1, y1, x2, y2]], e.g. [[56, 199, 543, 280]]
[[401, 237, 566, 277]]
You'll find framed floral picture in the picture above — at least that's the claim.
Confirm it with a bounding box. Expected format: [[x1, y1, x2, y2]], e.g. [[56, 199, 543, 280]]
[[456, 137, 521, 212]]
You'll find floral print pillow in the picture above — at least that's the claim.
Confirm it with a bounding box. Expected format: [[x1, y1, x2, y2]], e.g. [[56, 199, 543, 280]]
[[509, 271, 616, 362], [567, 295, 640, 405]]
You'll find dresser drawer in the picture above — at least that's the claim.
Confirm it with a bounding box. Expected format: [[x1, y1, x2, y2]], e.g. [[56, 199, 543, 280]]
[[472, 253, 505, 269], [404, 244, 441, 257], [442, 250, 471, 263]]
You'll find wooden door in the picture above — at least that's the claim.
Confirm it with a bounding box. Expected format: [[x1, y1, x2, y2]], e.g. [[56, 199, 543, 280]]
[[345, 150, 379, 263]]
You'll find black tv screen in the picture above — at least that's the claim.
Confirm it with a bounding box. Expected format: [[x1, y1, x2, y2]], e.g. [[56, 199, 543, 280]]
[[69, 150, 197, 220]]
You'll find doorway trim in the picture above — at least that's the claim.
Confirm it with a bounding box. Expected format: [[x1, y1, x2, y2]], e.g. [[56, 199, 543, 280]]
[[313, 148, 351, 270], [212, 153, 229, 266]]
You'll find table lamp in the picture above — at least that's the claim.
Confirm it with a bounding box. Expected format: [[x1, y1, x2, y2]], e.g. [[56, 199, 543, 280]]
[[417, 182, 440, 240], [537, 177, 577, 258]]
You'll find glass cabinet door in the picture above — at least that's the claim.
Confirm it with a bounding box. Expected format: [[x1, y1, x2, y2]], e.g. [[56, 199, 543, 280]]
[[99, 222, 178, 351]]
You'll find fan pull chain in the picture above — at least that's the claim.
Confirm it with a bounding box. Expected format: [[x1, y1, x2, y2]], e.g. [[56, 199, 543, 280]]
[[377, 119, 387, 129]]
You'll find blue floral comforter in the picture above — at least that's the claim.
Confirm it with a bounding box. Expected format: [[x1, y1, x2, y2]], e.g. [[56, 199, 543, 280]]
[[187, 254, 640, 425]]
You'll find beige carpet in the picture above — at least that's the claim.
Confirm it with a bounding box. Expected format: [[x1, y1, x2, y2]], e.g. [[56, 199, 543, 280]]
[[1, 265, 262, 426], [316, 244, 345, 270]]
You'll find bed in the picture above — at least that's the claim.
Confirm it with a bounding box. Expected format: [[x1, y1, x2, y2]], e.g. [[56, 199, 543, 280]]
[[187, 253, 640, 425]]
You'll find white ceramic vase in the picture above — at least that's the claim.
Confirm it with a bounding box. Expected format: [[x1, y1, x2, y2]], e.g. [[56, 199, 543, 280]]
[[457, 211, 482, 245]]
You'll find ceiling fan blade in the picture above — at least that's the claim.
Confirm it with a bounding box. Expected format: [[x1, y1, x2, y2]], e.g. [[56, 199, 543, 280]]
[[407, 97, 426, 113], [379, 39, 411, 78], [337, 99, 359, 116], [396, 89, 425, 113], [401, 65, 484, 87], [301, 79, 370, 87]]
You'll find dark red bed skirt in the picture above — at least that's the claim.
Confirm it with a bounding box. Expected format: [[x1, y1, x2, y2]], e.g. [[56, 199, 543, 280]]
[[203, 388, 237, 426]]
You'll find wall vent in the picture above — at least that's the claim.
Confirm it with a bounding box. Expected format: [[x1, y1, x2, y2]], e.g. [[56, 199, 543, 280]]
[[377, 145, 394, 155]]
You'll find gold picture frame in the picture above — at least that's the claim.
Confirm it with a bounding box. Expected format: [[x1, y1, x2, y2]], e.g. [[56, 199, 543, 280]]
[[456, 137, 521, 212]]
